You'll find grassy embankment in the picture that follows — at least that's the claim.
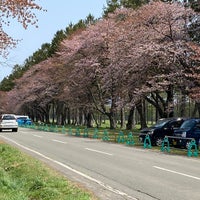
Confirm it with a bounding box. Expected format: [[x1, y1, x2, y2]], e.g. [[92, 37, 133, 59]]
[[0, 141, 98, 200]]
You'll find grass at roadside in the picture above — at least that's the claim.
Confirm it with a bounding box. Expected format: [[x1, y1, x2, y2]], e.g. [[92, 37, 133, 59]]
[[0, 141, 98, 200]]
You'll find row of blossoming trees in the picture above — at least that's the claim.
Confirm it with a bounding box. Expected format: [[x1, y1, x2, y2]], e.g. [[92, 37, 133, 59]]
[[1, 1, 200, 129]]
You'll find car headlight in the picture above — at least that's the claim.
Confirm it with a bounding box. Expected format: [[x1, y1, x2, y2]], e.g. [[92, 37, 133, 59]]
[[148, 130, 154, 135], [181, 132, 186, 138]]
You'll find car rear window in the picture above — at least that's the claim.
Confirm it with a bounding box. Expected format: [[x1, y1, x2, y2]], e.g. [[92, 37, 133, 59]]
[[2, 115, 16, 120]]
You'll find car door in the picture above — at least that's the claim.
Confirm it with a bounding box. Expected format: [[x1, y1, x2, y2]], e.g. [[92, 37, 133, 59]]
[[192, 122, 200, 145], [164, 120, 181, 136]]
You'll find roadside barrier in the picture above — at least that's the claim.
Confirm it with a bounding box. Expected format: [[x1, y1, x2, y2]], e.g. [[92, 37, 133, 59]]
[[61, 126, 66, 134], [93, 128, 98, 139], [68, 127, 73, 136], [187, 140, 198, 157], [161, 137, 170, 153], [44, 124, 49, 131], [165, 136, 199, 157], [75, 128, 80, 137], [143, 135, 152, 149], [49, 125, 54, 132], [83, 128, 89, 137], [20, 124, 199, 158], [126, 132, 135, 146], [117, 131, 125, 143], [102, 130, 110, 141]]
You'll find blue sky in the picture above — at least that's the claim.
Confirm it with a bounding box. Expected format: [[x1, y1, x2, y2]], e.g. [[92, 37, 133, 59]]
[[0, 0, 107, 81]]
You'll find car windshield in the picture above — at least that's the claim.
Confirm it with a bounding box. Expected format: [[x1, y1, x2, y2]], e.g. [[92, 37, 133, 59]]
[[2, 115, 16, 120], [152, 119, 170, 128], [180, 120, 196, 129]]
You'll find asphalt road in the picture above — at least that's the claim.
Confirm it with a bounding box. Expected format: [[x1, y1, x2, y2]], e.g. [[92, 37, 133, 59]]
[[0, 127, 199, 200]]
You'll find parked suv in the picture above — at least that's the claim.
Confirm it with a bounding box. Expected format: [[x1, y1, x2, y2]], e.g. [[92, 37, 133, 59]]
[[139, 117, 186, 146], [0, 114, 18, 132], [173, 118, 200, 149]]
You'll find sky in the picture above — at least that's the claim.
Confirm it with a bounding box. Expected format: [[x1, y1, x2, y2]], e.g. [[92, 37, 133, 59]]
[[0, 0, 107, 81]]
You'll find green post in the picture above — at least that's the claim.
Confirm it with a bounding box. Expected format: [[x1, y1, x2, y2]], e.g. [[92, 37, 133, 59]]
[[75, 128, 80, 137], [161, 137, 170, 153], [83, 128, 89, 137], [144, 135, 152, 149], [187, 140, 198, 157], [126, 132, 135, 146], [117, 131, 125, 143], [61, 126, 66, 134], [68, 127, 72, 136], [50, 124, 54, 132], [102, 130, 109, 141], [93, 128, 98, 139], [44, 124, 49, 131], [54, 125, 58, 132]]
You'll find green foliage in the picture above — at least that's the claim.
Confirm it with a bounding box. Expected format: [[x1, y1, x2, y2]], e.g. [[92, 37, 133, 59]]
[[103, 0, 120, 17], [120, 0, 150, 9], [49, 30, 67, 55], [103, 0, 151, 18], [0, 77, 15, 91]]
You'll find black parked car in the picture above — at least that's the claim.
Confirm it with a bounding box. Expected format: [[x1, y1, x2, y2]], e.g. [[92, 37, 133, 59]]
[[172, 118, 200, 149], [139, 117, 186, 146]]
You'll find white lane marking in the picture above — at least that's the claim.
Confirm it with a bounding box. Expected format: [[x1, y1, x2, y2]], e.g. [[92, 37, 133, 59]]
[[85, 148, 113, 156], [33, 134, 42, 138], [0, 135, 136, 200], [153, 166, 200, 181], [52, 139, 67, 144]]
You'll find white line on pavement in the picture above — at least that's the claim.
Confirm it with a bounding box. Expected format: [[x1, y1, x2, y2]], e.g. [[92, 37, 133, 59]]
[[153, 166, 200, 181], [52, 139, 67, 144], [0, 135, 136, 200], [85, 148, 113, 156], [33, 134, 42, 138]]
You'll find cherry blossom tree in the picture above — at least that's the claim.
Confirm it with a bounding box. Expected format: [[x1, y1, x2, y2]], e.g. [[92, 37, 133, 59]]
[[0, 0, 44, 57], [105, 2, 196, 120]]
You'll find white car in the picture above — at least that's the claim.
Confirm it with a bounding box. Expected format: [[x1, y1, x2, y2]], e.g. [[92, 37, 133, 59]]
[[0, 114, 18, 132]]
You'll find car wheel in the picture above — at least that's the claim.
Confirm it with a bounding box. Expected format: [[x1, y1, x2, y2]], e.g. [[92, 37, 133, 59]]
[[155, 138, 163, 146], [0, 129, 2, 132]]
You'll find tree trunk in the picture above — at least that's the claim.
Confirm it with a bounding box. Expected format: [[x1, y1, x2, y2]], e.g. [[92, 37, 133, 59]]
[[164, 85, 174, 118], [136, 99, 147, 129], [67, 107, 71, 125], [180, 92, 187, 117], [108, 113, 117, 129], [120, 108, 125, 129], [85, 110, 93, 128], [126, 106, 135, 130]]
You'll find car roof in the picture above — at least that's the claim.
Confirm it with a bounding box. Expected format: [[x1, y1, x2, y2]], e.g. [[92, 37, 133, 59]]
[[183, 118, 200, 123], [1, 114, 16, 117], [157, 117, 187, 122], [15, 115, 29, 118]]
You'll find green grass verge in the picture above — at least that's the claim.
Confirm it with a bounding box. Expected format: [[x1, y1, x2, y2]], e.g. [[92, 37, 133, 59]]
[[0, 142, 97, 200]]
